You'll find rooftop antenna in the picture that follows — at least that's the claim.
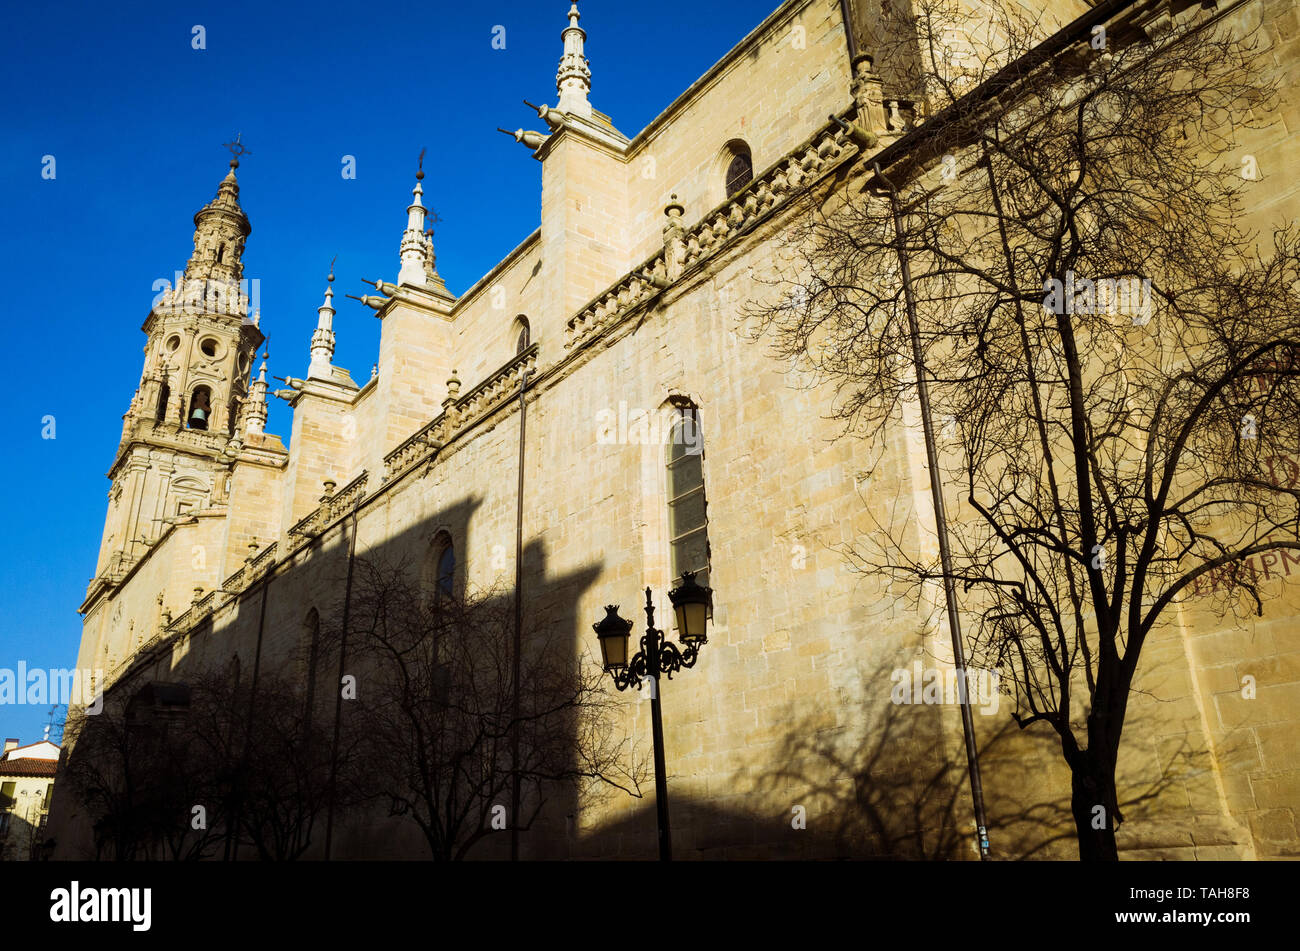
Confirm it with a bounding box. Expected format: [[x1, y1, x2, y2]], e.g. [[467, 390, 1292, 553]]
[[44, 705, 61, 741]]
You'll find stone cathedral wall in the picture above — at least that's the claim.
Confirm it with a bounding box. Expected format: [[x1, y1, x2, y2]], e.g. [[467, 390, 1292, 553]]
[[54, 0, 1300, 859]]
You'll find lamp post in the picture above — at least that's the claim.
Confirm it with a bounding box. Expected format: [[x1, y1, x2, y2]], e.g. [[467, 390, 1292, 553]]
[[593, 570, 711, 861]]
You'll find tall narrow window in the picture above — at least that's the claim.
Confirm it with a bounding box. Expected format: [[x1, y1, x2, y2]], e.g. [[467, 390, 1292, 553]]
[[514, 316, 531, 355], [156, 382, 171, 422], [666, 404, 709, 588], [425, 534, 456, 707], [426, 532, 456, 606], [437, 542, 456, 600]]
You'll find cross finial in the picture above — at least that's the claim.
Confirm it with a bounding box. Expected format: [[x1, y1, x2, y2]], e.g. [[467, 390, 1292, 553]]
[[222, 133, 251, 169]]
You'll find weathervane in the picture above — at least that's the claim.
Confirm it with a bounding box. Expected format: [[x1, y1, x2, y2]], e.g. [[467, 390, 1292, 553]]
[[416, 148, 442, 235], [222, 133, 251, 168]]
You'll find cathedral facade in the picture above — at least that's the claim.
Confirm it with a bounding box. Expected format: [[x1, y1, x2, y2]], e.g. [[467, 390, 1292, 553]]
[[52, 0, 1300, 860]]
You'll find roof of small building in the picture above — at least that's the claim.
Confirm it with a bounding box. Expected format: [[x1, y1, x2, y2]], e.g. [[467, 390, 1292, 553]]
[[1, 740, 61, 762], [0, 758, 58, 778]]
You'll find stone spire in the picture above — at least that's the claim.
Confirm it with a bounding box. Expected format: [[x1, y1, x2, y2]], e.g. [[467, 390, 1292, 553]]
[[556, 1, 592, 118], [151, 157, 255, 320], [245, 351, 270, 436], [398, 163, 431, 287], [184, 157, 252, 288], [308, 263, 337, 379]]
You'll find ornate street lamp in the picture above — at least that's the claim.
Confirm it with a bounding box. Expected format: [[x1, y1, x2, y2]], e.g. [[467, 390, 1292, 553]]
[[592, 573, 712, 861]]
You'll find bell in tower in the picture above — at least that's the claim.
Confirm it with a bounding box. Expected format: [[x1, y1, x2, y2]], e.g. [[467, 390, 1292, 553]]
[[187, 387, 212, 430]]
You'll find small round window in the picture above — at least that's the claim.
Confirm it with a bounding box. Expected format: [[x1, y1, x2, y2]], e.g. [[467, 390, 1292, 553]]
[[200, 338, 219, 358], [166, 335, 181, 352]]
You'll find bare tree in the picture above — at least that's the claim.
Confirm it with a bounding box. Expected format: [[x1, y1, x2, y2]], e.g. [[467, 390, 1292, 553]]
[[186, 666, 340, 861], [342, 557, 646, 860], [751, 0, 1300, 858], [61, 686, 226, 861], [60, 664, 340, 861]]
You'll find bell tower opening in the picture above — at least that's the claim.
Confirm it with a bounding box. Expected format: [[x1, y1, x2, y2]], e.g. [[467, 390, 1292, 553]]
[[187, 386, 212, 430]]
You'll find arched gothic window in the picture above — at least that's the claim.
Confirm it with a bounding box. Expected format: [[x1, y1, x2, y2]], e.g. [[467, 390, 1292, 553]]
[[724, 142, 753, 198], [514, 316, 531, 355], [666, 404, 709, 588]]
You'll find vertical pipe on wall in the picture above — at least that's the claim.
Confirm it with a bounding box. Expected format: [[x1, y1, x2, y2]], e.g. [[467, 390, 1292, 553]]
[[324, 502, 361, 859], [510, 366, 532, 861]]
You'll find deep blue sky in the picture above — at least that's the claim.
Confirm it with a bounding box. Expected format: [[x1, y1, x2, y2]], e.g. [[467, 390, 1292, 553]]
[[0, 0, 779, 745]]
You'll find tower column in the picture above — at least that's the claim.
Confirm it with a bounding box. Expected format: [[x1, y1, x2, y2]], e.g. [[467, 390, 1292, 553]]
[[175, 326, 198, 426], [122, 455, 152, 562]]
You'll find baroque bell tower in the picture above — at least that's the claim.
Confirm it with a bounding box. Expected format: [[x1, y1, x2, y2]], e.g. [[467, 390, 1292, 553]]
[[92, 154, 265, 583]]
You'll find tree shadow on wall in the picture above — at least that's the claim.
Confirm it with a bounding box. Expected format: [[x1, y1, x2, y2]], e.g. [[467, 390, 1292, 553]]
[[754, 658, 1208, 860], [581, 653, 1203, 860]]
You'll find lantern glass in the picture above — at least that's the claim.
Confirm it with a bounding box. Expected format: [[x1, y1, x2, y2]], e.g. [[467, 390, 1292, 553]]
[[599, 629, 629, 669], [670, 571, 711, 645], [594, 606, 632, 671], [676, 600, 709, 644]]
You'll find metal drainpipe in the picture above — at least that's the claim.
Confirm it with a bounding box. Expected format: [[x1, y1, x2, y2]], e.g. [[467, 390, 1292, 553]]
[[510, 365, 532, 861], [324, 500, 361, 859], [839, 0, 859, 62], [874, 160, 992, 860]]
